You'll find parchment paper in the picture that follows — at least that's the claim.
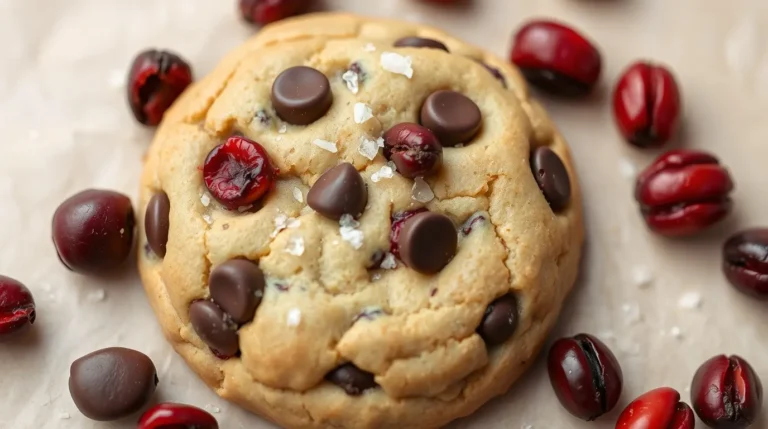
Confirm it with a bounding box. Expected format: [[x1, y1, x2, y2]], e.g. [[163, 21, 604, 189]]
[[1, 0, 767, 428]]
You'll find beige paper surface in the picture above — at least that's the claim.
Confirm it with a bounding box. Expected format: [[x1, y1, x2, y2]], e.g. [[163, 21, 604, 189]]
[[1, 0, 767, 428]]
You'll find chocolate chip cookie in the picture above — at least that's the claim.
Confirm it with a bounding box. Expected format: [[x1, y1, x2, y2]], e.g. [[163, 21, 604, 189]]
[[138, 13, 583, 429]]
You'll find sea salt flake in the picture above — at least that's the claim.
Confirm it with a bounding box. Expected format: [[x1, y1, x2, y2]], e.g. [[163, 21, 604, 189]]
[[292, 187, 303, 202], [286, 218, 301, 229], [371, 164, 394, 183], [621, 303, 642, 325], [354, 103, 374, 124], [287, 308, 302, 326], [342, 70, 360, 94], [632, 267, 654, 289], [313, 139, 338, 153], [59, 413, 71, 420], [202, 213, 213, 225], [339, 214, 364, 249], [364, 43, 376, 52], [376, 137, 385, 148], [279, 124, 287, 134], [380, 252, 397, 269], [412, 177, 434, 203], [358, 136, 379, 160], [237, 204, 253, 213], [670, 326, 683, 339], [678, 292, 703, 309], [272, 214, 289, 237], [200, 193, 211, 207], [380, 52, 413, 78], [285, 235, 305, 256], [371, 272, 382, 281]]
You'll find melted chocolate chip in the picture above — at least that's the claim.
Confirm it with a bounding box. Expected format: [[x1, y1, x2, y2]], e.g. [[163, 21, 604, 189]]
[[420, 90, 482, 146], [209, 259, 265, 324], [394, 37, 449, 52], [307, 163, 367, 220], [478, 294, 519, 346], [271, 66, 333, 125], [145, 192, 170, 258], [531, 146, 571, 212], [69, 347, 158, 421], [398, 212, 457, 274], [189, 300, 239, 357], [326, 363, 377, 395]]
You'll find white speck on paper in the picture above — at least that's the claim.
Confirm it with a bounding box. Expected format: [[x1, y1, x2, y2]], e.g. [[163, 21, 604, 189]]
[[364, 43, 376, 52], [670, 326, 683, 339], [339, 214, 364, 249], [632, 267, 654, 289], [285, 235, 305, 256], [358, 136, 379, 160], [292, 187, 303, 203], [380, 252, 397, 270], [412, 177, 435, 203], [678, 292, 703, 310], [354, 103, 374, 124], [380, 52, 413, 78], [618, 157, 637, 179], [86, 289, 106, 302], [621, 303, 642, 325], [279, 124, 287, 134], [313, 139, 338, 153], [342, 70, 360, 94], [287, 308, 302, 326], [107, 69, 124, 88], [202, 213, 213, 225], [371, 164, 395, 183], [200, 193, 211, 207], [59, 413, 70, 420]]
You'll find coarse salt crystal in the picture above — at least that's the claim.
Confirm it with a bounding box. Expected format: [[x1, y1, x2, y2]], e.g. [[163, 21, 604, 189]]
[[287, 308, 302, 326], [285, 235, 305, 256], [380, 252, 397, 269], [200, 193, 211, 207], [412, 177, 434, 203], [376, 137, 385, 148], [354, 103, 374, 124], [293, 187, 303, 203], [678, 292, 703, 309], [342, 70, 359, 94], [279, 124, 287, 134], [202, 213, 213, 225], [358, 136, 379, 160], [364, 43, 376, 52], [371, 164, 394, 183], [313, 139, 338, 153], [272, 214, 299, 237], [632, 267, 654, 289], [339, 214, 364, 249], [380, 52, 413, 78]]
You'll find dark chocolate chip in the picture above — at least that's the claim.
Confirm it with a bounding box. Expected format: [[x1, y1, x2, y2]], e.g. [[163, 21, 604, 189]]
[[271, 66, 333, 125], [398, 212, 457, 274], [530, 146, 571, 212], [478, 294, 519, 346], [69, 347, 158, 421], [145, 192, 170, 258], [307, 163, 367, 220], [420, 90, 482, 146], [326, 363, 377, 395], [209, 259, 265, 324], [189, 300, 239, 357], [394, 37, 449, 52]]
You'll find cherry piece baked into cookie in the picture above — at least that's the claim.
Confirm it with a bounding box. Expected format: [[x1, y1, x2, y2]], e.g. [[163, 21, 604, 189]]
[[138, 13, 583, 429]]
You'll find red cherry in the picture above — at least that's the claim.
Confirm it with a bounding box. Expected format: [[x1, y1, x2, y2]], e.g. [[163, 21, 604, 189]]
[[127, 50, 192, 126], [137, 403, 218, 429], [239, 0, 310, 25]]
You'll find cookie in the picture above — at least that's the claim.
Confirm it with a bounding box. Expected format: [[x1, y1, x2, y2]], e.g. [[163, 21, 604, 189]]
[[138, 13, 583, 429]]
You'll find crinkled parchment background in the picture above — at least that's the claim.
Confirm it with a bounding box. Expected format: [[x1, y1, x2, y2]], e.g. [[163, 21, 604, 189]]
[[1, 0, 767, 428]]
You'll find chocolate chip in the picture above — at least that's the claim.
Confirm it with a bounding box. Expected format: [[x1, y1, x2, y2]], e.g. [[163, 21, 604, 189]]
[[326, 363, 377, 395], [307, 163, 367, 220], [189, 300, 239, 357], [477, 294, 519, 346], [271, 66, 333, 125], [531, 146, 571, 212], [69, 347, 158, 421], [209, 259, 265, 324], [420, 90, 482, 146], [398, 212, 457, 274], [145, 192, 170, 258], [394, 37, 449, 52]]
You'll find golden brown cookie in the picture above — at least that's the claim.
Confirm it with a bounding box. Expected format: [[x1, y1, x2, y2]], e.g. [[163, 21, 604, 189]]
[[138, 13, 583, 429]]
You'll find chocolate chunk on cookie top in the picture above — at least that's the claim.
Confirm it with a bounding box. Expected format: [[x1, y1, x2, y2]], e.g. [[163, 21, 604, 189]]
[[209, 259, 265, 324], [326, 363, 378, 396], [394, 36, 449, 52], [420, 90, 482, 146], [307, 163, 368, 220], [398, 211, 457, 274], [189, 300, 239, 357], [271, 66, 333, 125], [531, 146, 572, 211], [145, 192, 170, 257]]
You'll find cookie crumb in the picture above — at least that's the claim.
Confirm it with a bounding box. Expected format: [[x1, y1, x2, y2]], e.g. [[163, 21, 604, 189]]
[[342, 69, 360, 94], [364, 43, 376, 52], [200, 193, 211, 207], [285, 235, 305, 256], [312, 139, 338, 153], [340, 214, 364, 249], [287, 308, 302, 326], [358, 136, 379, 160], [678, 292, 703, 310], [292, 187, 303, 203], [411, 177, 434, 203], [380, 252, 397, 269], [371, 164, 395, 183], [380, 52, 413, 78], [354, 103, 374, 124]]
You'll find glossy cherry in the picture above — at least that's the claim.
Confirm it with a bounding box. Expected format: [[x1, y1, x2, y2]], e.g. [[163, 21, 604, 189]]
[[722, 229, 768, 300], [239, 0, 310, 25], [203, 136, 277, 210], [511, 20, 602, 96], [635, 150, 733, 236], [382, 123, 443, 179], [137, 402, 218, 429], [691, 355, 763, 428], [0, 276, 35, 339], [127, 50, 192, 126], [616, 387, 695, 429]]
